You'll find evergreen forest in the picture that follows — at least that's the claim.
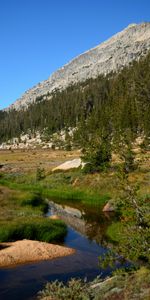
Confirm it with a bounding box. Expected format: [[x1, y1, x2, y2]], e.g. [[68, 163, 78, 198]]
[[0, 51, 150, 149]]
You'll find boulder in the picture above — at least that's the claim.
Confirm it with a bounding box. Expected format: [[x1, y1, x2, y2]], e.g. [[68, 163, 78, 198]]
[[102, 202, 114, 212], [52, 158, 85, 171]]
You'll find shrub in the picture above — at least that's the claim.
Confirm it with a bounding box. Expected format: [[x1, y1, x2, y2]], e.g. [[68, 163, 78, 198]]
[[37, 277, 101, 300], [36, 167, 46, 181], [82, 134, 111, 173], [37, 269, 150, 300], [82, 163, 95, 174]]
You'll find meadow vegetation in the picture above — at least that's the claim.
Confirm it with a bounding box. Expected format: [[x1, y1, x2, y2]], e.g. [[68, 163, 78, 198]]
[[0, 181, 67, 243], [0, 146, 150, 299], [0, 147, 150, 263], [38, 267, 150, 300]]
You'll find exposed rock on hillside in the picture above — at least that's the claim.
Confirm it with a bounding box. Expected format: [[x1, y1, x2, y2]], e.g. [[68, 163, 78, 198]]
[[0, 128, 75, 150], [7, 22, 150, 111]]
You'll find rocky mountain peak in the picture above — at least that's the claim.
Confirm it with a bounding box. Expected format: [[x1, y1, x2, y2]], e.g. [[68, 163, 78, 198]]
[[6, 22, 150, 111]]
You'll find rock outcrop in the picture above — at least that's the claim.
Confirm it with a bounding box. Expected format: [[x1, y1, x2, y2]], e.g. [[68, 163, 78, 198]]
[[6, 22, 150, 111], [52, 158, 85, 171]]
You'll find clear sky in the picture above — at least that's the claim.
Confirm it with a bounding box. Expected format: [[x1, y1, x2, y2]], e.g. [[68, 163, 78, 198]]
[[0, 0, 150, 109]]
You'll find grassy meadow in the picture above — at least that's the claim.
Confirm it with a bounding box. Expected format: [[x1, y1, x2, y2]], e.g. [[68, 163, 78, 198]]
[[0, 148, 150, 250], [1, 148, 150, 299], [0, 149, 74, 243]]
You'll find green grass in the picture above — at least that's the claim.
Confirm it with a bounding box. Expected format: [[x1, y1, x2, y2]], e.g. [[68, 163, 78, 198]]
[[21, 192, 48, 213], [0, 217, 67, 243], [0, 173, 110, 244], [106, 221, 124, 243], [44, 187, 110, 206], [0, 177, 110, 207], [0, 182, 67, 243]]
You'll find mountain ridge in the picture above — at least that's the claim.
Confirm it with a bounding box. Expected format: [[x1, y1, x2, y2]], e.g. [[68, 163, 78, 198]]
[[6, 22, 150, 111]]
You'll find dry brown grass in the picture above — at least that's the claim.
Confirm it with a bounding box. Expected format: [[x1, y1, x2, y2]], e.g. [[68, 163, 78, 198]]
[[1, 148, 150, 204], [0, 149, 80, 174]]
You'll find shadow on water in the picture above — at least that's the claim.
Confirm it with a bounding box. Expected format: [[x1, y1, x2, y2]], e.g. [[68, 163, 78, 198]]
[[0, 200, 126, 300]]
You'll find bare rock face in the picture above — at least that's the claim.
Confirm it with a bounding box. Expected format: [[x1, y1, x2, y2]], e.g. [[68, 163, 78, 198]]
[[7, 22, 150, 111]]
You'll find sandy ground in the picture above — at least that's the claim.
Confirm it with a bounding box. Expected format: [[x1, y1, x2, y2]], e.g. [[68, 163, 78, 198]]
[[0, 239, 75, 267]]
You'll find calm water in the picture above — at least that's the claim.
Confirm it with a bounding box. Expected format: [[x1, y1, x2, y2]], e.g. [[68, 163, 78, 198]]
[[0, 200, 124, 300]]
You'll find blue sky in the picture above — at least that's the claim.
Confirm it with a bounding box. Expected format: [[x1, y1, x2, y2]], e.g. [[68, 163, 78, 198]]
[[0, 0, 150, 109]]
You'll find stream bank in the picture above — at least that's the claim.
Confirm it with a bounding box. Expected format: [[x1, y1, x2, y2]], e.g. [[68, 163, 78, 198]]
[[0, 199, 127, 300]]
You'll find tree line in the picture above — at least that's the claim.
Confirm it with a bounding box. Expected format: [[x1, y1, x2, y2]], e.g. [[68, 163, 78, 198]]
[[0, 51, 150, 150]]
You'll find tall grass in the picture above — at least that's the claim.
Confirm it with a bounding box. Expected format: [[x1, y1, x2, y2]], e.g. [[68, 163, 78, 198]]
[[0, 183, 67, 243], [21, 192, 48, 213], [0, 218, 67, 243], [0, 178, 110, 206]]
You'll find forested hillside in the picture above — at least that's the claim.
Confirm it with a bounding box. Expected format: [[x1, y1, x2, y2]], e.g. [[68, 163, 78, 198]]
[[0, 50, 150, 146]]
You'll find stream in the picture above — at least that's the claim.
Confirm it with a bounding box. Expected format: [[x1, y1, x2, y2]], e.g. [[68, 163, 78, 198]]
[[0, 200, 126, 300]]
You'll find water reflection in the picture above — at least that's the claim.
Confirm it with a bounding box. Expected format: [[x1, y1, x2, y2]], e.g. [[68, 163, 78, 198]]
[[0, 200, 120, 300], [48, 200, 115, 246]]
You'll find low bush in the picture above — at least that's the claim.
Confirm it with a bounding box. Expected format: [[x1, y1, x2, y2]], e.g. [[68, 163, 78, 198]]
[[37, 277, 101, 300], [38, 268, 150, 300]]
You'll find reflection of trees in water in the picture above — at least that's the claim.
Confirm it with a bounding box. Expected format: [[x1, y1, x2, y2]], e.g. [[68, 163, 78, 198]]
[[49, 201, 115, 246], [84, 214, 115, 246], [79, 204, 115, 245], [84, 220, 111, 245]]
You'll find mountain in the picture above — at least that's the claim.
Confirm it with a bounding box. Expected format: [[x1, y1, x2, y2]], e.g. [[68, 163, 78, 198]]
[[7, 22, 150, 111], [1, 47, 150, 148]]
